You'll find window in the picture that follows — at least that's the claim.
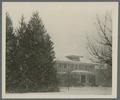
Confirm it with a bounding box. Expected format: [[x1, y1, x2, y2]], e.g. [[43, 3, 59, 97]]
[[63, 64, 66, 69], [75, 64, 78, 69], [79, 65, 81, 69]]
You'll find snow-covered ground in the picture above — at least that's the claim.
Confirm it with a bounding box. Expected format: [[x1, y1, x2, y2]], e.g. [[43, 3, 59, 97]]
[[4, 87, 112, 98], [6, 87, 112, 95], [59, 87, 112, 95]]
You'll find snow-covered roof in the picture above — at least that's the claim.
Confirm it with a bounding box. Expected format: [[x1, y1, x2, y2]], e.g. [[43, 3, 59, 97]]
[[57, 72, 66, 74], [55, 56, 96, 65], [71, 70, 94, 74], [57, 70, 94, 75]]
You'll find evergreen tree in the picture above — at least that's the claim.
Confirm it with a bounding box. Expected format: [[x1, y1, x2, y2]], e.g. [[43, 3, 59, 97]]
[[17, 12, 59, 92], [6, 13, 18, 92], [15, 16, 29, 92]]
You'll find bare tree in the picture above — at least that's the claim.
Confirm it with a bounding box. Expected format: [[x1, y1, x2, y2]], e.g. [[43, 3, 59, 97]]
[[87, 12, 112, 66], [87, 12, 112, 85]]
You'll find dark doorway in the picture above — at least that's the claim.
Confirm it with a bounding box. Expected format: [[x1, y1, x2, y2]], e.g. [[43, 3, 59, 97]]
[[81, 75, 86, 84], [89, 75, 96, 86]]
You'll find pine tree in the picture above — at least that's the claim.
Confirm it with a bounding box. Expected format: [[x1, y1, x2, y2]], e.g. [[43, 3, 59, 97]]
[[17, 12, 59, 92], [15, 16, 30, 92], [6, 13, 18, 92]]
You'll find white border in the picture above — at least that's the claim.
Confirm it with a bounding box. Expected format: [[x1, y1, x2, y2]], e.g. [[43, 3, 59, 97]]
[[2, 2, 118, 99]]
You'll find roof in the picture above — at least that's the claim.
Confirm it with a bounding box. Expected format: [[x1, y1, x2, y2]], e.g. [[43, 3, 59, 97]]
[[55, 56, 96, 65], [66, 55, 83, 61], [57, 70, 94, 75], [71, 70, 94, 75]]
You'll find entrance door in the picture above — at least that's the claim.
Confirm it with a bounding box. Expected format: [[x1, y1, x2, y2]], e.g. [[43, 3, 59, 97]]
[[89, 75, 96, 86], [81, 75, 86, 85]]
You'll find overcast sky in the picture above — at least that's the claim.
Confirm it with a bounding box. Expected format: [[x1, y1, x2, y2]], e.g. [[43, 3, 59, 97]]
[[3, 2, 117, 62]]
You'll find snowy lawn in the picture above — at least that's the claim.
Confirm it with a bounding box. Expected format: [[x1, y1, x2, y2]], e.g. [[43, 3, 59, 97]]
[[59, 86, 112, 95], [4, 87, 112, 99], [5, 87, 112, 95]]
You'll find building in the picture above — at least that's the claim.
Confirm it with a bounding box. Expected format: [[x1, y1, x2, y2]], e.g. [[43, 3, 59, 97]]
[[54, 56, 110, 87]]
